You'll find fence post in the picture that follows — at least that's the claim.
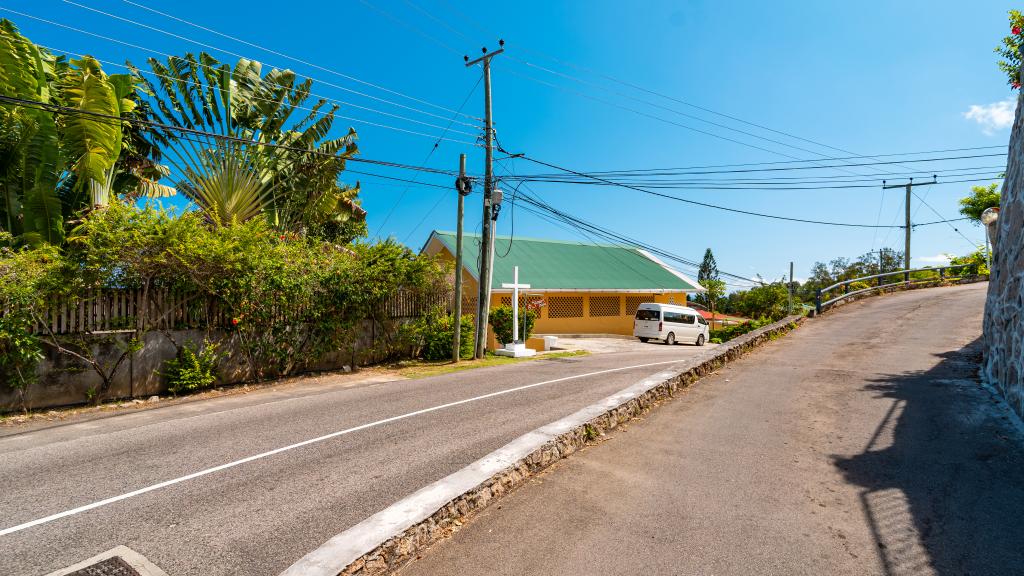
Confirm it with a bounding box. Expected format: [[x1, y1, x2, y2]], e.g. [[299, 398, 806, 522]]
[[815, 289, 822, 315], [843, 283, 849, 295], [939, 267, 945, 281]]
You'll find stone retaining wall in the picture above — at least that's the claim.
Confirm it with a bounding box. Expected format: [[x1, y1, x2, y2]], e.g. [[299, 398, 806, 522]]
[[331, 316, 805, 576], [984, 90, 1024, 420]]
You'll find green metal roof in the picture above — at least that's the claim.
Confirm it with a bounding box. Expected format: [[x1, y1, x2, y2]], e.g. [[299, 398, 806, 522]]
[[428, 231, 702, 292]]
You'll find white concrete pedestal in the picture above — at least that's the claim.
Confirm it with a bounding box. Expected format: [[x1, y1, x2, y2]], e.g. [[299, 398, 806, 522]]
[[493, 342, 536, 358]]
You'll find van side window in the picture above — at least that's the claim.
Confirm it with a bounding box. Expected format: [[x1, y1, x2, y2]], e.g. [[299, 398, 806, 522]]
[[697, 316, 708, 326], [682, 314, 696, 324], [664, 311, 682, 323]]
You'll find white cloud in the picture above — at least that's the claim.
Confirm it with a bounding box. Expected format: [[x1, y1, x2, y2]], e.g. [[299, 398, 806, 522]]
[[915, 254, 953, 265], [963, 98, 1016, 134]]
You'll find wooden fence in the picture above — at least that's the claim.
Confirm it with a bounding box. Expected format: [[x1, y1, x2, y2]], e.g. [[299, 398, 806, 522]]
[[32, 287, 455, 336]]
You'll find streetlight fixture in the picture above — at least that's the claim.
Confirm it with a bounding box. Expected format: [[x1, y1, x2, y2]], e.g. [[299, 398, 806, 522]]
[[981, 207, 1000, 271]]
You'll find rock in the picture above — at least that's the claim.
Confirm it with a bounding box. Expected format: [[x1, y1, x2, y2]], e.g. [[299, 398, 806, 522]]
[[148, 395, 160, 402]]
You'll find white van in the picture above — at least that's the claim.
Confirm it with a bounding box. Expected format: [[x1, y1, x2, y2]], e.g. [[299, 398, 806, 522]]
[[633, 303, 709, 346]]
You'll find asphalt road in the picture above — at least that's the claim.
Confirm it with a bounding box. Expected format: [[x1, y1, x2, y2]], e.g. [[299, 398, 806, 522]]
[[401, 283, 1024, 576], [0, 336, 711, 575]]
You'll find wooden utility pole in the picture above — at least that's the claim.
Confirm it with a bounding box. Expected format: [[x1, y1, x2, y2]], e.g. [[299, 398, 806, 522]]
[[882, 177, 935, 282], [466, 43, 504, 359], [453, 154, 471, 362]]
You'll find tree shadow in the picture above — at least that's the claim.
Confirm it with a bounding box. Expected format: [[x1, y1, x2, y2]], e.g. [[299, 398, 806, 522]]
[[833, 338, 1024, 576]]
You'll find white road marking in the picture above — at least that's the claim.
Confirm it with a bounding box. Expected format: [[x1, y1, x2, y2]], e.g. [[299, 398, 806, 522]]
[[0, 358, 688, 537]]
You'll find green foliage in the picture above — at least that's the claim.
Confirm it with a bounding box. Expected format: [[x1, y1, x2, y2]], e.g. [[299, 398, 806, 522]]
[[0, 20, 168, 246], [131, 52, 365, 242], [958, 183, 1001, 224], [723, 283, 790, 321], [695, 248, 721, 310], [488, 305, 537, 345], [161, 338, 221, 395], [996, 10, 1024, 87], [0, 234, 63, 408], [709, 337, 723, 344], [948, 248, 990, 276], [709, 317, 772, 343], [415, 308, 474, 361]]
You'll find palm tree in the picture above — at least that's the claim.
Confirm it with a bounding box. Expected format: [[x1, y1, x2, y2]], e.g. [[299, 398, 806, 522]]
[[131, 53, 364, 239]]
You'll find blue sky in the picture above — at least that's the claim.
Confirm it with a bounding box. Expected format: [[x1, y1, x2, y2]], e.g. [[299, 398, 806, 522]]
[[4, 0, 1015, 287]]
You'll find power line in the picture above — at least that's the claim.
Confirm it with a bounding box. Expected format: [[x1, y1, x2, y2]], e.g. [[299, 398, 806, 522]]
[[374, 76, 482, 239], [510, 174, 1004, 191], [514, 153, 915, 228], [0, 94, 473, 176], [3, 6, 482, 132]]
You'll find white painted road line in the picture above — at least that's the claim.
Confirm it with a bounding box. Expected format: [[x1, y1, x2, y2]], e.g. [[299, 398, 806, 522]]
[[0, 359, 688, 537]]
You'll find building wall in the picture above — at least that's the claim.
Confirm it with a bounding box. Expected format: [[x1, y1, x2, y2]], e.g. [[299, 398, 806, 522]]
[[424, 236, 690, 338], [983, 91, 1024, 421]]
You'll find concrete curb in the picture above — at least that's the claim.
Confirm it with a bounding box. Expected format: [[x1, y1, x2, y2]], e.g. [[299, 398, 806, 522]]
[[281, 316, 805, 576]]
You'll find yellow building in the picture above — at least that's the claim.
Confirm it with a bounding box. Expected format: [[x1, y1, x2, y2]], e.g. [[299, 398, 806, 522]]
[[422, 231, 705, 337]]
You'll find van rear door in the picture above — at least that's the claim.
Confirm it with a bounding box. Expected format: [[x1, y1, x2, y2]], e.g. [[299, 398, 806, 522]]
[[635, 308, 661, 336]]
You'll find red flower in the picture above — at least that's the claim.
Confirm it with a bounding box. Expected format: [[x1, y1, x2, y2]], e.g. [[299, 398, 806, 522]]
[[279, 235, 286, 240], [1013, 26, 1021, 35], [1014, 81, 1021, 89], [231, 318, 239, 326]]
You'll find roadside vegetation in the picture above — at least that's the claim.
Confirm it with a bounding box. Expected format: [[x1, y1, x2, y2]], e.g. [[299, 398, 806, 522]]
[[0, 20, 455, 410]]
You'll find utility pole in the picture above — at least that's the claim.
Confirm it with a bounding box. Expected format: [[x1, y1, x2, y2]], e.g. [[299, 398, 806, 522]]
[[882, 176, 936, 282], [788, 261, 794, 315], [466, 41, 504, 359], [453, 154, 471, 363]]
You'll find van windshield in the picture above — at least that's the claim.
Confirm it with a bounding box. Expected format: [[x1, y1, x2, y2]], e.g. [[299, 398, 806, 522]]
[[635, 309, 660, 321]]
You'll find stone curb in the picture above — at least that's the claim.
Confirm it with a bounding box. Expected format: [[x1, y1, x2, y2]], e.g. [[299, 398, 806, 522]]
[[280, 315, 805, 576]]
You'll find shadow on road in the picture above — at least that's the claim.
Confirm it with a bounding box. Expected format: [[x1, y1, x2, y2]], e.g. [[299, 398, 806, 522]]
[[833, 338, 1024, 576]]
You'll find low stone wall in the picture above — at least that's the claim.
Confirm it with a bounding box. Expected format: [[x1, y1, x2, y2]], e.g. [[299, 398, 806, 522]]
[[984, 91, 1024, 420], [283, 315, 804, 576], [0, 319, 412, 413]]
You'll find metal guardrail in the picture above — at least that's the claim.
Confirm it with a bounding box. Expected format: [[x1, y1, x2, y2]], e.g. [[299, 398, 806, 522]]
[[815, 264, 977, 314]]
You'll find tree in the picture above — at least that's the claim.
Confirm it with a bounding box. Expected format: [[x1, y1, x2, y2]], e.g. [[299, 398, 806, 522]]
[[702, 279, 726, 319], [695, 248, 720, 310], [0, 20, 170, 245], [958, 183, 1001, 224], [131, 53, 366, 242]]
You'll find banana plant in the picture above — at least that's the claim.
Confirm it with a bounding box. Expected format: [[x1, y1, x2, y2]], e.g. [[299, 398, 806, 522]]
[[0, 19, 171, 245]]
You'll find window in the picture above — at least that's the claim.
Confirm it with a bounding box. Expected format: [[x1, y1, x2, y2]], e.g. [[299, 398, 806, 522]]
[[589, 296, 621, 317], [635, 309, 660, 321], [682, 314, 696, 325], [697, 316, 708, 326], [625, 296, 653, 315], [664, 311, 683, 323], [548, 296, 584, 318]]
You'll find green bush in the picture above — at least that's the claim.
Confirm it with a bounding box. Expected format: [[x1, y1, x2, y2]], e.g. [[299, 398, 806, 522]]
[[488, 305, 537, 345], [709, 337, 723, 344], [416, 309, 474, 361], [709, 317, 772, 343], [161, 339, 222, 396]]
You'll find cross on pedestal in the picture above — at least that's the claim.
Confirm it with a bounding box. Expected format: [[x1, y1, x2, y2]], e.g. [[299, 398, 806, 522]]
[[501, 266, 531, 343]]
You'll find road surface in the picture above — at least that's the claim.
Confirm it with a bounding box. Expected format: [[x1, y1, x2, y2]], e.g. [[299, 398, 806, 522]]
[[0, 336, 711, 575], [401, 283, 1024, 576]]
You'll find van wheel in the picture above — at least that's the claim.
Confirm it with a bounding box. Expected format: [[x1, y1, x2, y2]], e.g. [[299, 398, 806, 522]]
[[639, 337, 649, 343], [665, 333, 675, 346], [696, 334, 705, 347]]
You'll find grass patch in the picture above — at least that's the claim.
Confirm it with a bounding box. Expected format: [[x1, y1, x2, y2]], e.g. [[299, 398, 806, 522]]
[[393, 350, 590, 379]]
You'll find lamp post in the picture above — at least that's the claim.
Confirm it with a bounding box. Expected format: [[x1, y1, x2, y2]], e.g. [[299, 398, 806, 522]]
[[981, 207, 1000, 271]]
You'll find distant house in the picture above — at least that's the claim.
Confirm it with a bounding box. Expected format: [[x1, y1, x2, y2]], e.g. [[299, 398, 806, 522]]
[[421, 231, 704, 336]]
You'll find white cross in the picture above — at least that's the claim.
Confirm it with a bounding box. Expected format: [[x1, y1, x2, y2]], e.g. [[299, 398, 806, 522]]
[[501, 266, 531, 343]]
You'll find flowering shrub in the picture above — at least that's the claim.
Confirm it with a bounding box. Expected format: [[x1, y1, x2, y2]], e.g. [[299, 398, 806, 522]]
[[996, 10, 1024, 88]]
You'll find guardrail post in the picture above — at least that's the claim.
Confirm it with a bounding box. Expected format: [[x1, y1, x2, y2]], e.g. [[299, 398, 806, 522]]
[[815, 289, 822, 315], [939, 267, 945, 281], [843, 283, 850, 295]]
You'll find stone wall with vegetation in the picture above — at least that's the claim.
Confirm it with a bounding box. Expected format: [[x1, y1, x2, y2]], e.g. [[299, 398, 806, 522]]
[[983, 89, 1024, 420]]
